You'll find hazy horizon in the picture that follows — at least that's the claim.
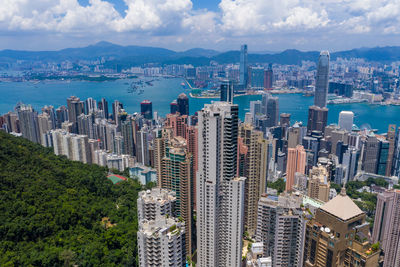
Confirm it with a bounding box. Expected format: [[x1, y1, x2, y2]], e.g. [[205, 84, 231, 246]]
[[0, 40, 397, 54]]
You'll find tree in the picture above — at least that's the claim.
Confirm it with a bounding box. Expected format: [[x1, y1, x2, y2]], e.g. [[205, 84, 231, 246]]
[[267, 178, 286, 194], [59, 250, 76, 267], [0, 131, 142, 266]]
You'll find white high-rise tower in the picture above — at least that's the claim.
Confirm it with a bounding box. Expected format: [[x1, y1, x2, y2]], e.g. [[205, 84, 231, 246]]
[[196, 102, 245, 267], [338, 111, 354, 132]]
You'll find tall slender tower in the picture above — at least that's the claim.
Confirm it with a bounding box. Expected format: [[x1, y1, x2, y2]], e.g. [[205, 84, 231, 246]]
[[98, 98, 109, 119], [196, 102, 245, 267], [17, 104, 40, 143], [266, 96, 279, 127], [66, 96, 84, 133], [160, 136, 194, 255], [286, 145, 306, 192], [220, 80, 234, 103], [240, 44, 248, 88], [264, 63, 273, 90], [386, 124, 396, 176], [372, 189, 400, 267], [314, 51, 330, 108], [239, 123, 268, 236]]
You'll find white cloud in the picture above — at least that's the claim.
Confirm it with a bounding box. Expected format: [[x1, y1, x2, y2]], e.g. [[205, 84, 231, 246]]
[[219, 0, 330, 34], [273, 7, 329, 30], [182, 10, 217, 34], [0, 0, 195, 33], [111, 0, 193, 32], [1, 0, 400, 50]]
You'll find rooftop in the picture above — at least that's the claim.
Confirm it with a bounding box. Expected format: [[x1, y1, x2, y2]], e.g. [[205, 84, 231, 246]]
[[178, 93, 188, 99], [107, 174, 128, 184], [320, 188, 363, 221], [140, 217, 184, 237], [138, 188, 176, 204]]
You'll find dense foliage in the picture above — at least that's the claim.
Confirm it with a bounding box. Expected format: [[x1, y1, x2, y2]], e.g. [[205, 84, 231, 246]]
[[267, 178, 286, 194], [0, 131, 144, 266]]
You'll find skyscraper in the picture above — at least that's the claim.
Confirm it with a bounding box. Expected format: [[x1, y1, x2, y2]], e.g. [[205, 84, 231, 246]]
[[392, 127, 400, 178], [285, 145, 306, 192], [140, 100, 153, 120], [137, 188, 176, 222], [42, 105, 57, 129], [17, 104, 40, 143], [372, 189, 400, 267], [98, 98, 109, 119], [307, 106, 328, 134], [239, 123, 268, 236], [38, 113, 52, 145], [250, 100, 262, 121], [386, 124, 396, 176], [186, 125, 198, 209], [249, 67, 265, 90], [85, 97, 97, 115], [159, 136, 194, 255], [121, 118, 135, 156], [138, 217, 186, 267], [136, 125, 151, 165], [56, 105, 68, 128], [377, 139, 389, 176], [362, 134, 380, 174], [338, 111, 354, 132], [307, 165, 330, 202], [264, 64, 273, 90], [170, 99, 178, 114], [196, 102, 245, 267], [220, 80, 234, 103], [66, 96, 84, 133], [304, 188, 380, 267], [255, 193, 305, 266], [240, 44, 248, 88], [342, 147, 360, 183], [280, 113, 291, 127], [177, 93, 189, 115], [112, 100, 123, 123], [50, 129, 91, 164], [266, 96, 279, 127], [314, 51, 330, 108], [165, 113, 188, 138], [1, 111, 20, 133]]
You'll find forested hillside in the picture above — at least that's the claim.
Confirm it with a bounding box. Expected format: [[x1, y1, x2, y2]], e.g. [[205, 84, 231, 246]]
[[0, 131, 143, 266]]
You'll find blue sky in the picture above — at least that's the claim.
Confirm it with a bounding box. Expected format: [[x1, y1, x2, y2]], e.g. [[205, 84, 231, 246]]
[[1, 0, 400, 52]]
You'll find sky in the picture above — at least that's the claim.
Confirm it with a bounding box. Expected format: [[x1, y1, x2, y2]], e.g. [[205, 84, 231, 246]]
[[1, 0, 400, 52]]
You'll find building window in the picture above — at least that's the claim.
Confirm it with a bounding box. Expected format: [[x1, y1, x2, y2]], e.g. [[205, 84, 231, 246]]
[[326, 249, 333, 267]]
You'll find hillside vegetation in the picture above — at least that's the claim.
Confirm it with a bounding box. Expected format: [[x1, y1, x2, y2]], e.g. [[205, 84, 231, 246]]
[[0, 131, 143, 266]]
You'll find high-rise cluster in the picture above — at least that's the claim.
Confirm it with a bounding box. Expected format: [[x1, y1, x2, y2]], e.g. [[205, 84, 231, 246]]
[[4, 46, 400, 267]]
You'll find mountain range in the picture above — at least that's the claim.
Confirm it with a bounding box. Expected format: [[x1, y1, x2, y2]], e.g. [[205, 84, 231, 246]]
[[1, 41, 400, 67]]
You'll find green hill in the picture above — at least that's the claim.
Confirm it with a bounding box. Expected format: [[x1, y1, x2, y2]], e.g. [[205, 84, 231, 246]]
[[0, 131, 143, 266]]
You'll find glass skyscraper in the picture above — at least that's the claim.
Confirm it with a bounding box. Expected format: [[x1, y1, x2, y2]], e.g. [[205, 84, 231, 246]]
[[240, 44, 248, 88], [314, 51, 330, 108]]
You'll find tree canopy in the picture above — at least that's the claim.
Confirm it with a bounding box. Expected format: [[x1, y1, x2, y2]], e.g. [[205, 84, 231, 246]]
[[0, 131, 143, 266]]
